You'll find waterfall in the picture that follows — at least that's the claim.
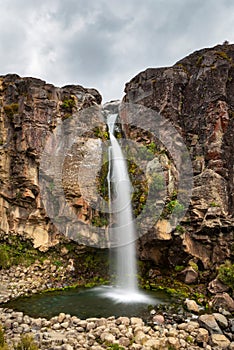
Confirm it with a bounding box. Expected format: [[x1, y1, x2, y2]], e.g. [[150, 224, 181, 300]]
[[107, 114, 138, 292]]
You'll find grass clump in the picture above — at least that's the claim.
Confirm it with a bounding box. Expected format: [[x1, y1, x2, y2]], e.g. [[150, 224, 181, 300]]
[[0, 325, 38, 350], [61, 97, 76, 112], [0, 324, 7, 349], [0, 237, 44, 269], [218, 260, 234, 289], [14, 335, 38, 350]]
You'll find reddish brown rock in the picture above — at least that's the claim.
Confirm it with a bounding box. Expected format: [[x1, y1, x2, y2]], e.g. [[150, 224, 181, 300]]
[[123, 44, 234, 271], [0, 74, 102, 249]]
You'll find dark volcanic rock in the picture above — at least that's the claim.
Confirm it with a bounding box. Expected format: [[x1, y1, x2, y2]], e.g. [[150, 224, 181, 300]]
[[123, 44, 234, 271]]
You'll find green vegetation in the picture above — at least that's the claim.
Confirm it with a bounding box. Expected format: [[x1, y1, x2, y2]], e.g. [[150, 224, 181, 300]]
[[3, 103, 19, 118], [150, 173, 165, 192], [97, 158, 109, 201], [61, 97, 76, 112], [107, 344, 125, 350], [175, 225, 185, 234], [165, 199, 184, 215], [188, 261, 199, 272], [185, 335, 194, 344], [215, 51, 232, 61], [218, 260, 234, 289], [0, 325, 6, 348], [196, 55, 204, 66], [174, 265, 185, 272], [146, 141, 158, 154], [91, 215, 108, 227], [209, 201, 219, 207], [0, 325, 38, 350], [14, 335, 38, 350], [93, 126, 109, 140], [0, 236, 45, 269]]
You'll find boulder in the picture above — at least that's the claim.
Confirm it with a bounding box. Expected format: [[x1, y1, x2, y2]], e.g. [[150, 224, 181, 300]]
[[211, 293, 234, 312], [210, 334, 230, 349], [208, 279, 230, 294], [181, 267, 199, 284], [184, 299, 200, 313], [199, 314, 222, 334]]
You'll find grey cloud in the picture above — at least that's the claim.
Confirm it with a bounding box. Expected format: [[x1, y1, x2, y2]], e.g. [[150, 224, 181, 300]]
[[0, 0, 233, 101]]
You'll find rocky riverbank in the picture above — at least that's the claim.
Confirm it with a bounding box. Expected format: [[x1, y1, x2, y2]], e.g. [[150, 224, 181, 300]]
[[0, 259, 76, 303], [0, 261, 234, 349], [0, 307, 234, 349]]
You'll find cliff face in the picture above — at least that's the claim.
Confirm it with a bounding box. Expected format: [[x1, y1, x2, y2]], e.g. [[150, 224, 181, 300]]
[[0, 74, 102, 249], [0, 44, 233, 272], [123, 44, 234, 269]]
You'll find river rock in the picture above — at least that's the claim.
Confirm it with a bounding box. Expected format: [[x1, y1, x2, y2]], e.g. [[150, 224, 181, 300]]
[[61, 321, 69, 329], [100, 332, 115, 343], [131, 317, 144, 326], [182, 267, 199, 284], [213, 313, 229, 329], [196, 327, 209, 344], [134, 330, 149, 344], [208, 279, 230, 294], [118, 336, 130, 347], [58, 313, 66, 323], [184, 298, 200, 313], [152, 314, 165, 324], [199, 314, 222, 334], [212, 293, 234, 312], [210, 333, 231, 349]]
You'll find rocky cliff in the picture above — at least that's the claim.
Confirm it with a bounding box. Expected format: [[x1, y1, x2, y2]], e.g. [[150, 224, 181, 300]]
[[0, 44, 233, 277], [123, 43, 234, 271], [0, 74, 103, 249]]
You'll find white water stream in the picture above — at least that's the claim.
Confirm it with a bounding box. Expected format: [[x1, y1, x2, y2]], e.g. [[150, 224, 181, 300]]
[[106, 114, 151, 302]]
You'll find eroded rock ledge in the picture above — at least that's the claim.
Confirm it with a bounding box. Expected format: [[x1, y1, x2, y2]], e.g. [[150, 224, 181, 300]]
[[0, 44, 233, 286], [123, 43, 234, 270], [0, 74, 102, 249]]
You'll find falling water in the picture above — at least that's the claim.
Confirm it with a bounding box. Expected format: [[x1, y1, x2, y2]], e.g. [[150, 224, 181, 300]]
[[107, 114, 138, 295]]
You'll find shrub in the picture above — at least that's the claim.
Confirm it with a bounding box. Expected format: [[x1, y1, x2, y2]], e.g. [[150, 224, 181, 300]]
[[0, 325, 5, 347], [218, 261, 234, 289], [166, 200, 184, 215], [0, 324, 9, 350], [61, 98, 76, 112], [0, 245, 10, 269], [107, 344, 125, 350], [175, 265, 184, 272], [196, 55, 204, 66], [14, 335, 38, 350]]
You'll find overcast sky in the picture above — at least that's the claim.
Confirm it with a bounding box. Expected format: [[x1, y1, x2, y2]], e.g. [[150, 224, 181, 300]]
[[0, 0, 233, 102]]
